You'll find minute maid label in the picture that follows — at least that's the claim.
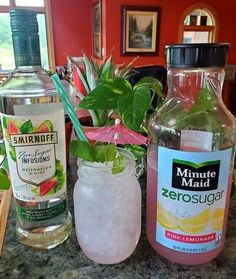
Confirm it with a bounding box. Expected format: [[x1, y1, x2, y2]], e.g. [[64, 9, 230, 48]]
[[156, 146, 232, 253], [1, 103, 66, 202]]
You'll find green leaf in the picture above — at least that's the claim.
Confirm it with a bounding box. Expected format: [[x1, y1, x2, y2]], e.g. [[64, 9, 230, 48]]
[[124, 144, 146, 160], [173, 88, 222, 132], [1, 156, 8, 170], [78, 78, 131, 110], [117, 56, 139, 79], [31, 187, 39, 195], [53, 160, 65, 193], [117, 86, 151, 131], [83, 53, 97, 90], [135, 77, 164, 97], [112, 155, 126, 174], [96, 110, 110, 126], [56, 159, 64, 173], [100, 55, 113, 80], [191, 87, 217, 113], [91, 59, 100, 77], [0, 142, 6, 156], [9, 147, 16, 161], [2, 115, 8, 130], [78, 86, 119, 110], [0, 168, 10, 190], [20, 120, 33, 134], [70, 140, 95, 162], [174, 111, 208, 130], [94, 144, 117, 162], [109, 78, 132, 94]]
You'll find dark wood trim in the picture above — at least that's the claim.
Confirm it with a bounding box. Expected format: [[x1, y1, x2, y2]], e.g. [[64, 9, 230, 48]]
[[92, 0, 103, 59]]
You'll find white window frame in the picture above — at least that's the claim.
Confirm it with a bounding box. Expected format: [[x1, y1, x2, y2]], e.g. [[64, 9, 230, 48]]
[[0, 0, 55, 71], [178, 4, 219, 44]]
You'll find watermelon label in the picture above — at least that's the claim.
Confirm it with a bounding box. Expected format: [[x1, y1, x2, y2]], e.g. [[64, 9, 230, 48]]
[[1, 103, 67, 202]]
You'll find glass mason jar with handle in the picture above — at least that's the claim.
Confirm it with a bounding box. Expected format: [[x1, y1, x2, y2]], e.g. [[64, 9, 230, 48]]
[[74, 148, 141, 264], [147, 43, 236, 265]]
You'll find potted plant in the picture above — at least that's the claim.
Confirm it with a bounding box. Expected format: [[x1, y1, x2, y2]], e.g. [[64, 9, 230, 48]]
[[66, 54, 165, 177], [77, 72, 164, 132], [68, 54, 138, 128]]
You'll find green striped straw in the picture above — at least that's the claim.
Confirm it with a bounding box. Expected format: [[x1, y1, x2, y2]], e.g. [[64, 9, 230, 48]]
[[51, 74, 88, 142]]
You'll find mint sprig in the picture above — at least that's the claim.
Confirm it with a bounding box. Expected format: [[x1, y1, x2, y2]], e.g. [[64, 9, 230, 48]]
[[70, 141, 95, 162], [94, 144, 116, 162], [70, 141, 126, 174], [112, 155, 126, 174]]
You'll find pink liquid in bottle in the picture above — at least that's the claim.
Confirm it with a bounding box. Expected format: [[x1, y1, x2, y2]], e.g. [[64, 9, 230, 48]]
[[146, 147, 234, 265]]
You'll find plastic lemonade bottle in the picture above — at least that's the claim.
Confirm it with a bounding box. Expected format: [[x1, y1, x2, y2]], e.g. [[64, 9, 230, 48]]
[[0, 9, 72, 249], [147, 43, 236, 265]]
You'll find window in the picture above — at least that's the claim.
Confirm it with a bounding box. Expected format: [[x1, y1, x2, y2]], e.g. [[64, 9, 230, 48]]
[[179, 4, 218, 44], [0, 0, 55, 71]]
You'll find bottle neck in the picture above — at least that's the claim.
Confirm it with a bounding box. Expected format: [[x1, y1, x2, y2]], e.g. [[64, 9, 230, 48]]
[[10, 9, 41, 68], [12, 32, 41, 68]]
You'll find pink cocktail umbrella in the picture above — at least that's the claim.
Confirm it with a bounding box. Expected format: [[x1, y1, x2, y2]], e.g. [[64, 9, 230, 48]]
[[85, 119, 148, 145]]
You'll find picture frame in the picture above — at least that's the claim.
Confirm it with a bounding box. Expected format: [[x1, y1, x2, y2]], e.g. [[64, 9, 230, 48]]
[[92, 0, 102, 58], [121, 6, 161, 56]]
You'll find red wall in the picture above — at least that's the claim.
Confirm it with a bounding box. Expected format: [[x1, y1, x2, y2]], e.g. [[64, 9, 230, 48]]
[[51, 0, 236, 67], [104, 0, 236, 66], [51, 0, 92, 66]]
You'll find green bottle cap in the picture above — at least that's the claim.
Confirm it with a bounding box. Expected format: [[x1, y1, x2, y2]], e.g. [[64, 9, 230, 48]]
[[10, 9, 41, 67]]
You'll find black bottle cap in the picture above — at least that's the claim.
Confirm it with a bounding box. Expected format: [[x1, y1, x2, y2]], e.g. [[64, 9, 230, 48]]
[[165, 43, 230, 68]]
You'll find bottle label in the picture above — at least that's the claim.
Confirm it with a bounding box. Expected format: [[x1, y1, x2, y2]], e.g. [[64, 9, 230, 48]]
[[156, 146, 232, 253], [180, 130, 213, 151], [16, 199, 67, 221], [1, 103, 67, 202]]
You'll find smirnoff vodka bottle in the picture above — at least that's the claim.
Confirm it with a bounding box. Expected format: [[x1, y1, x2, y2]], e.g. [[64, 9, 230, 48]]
[[0, 9, 72, 249]]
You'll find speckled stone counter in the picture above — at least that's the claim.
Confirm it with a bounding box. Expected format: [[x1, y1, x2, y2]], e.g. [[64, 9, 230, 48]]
[[1, 157, 236, 279]]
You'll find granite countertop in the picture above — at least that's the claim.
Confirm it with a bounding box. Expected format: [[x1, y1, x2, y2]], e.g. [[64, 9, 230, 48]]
[[0, 157, 236, 279]]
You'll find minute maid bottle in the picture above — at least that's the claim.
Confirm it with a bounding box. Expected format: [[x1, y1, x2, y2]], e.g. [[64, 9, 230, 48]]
[[146, 43, 236, 265]]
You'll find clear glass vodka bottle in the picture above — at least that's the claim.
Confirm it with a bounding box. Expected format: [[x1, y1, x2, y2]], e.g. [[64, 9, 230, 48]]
[[0, 9, 72, 249]]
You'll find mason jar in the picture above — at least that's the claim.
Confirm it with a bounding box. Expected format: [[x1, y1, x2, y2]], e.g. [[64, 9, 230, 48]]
[[74, 148, 141, 264]]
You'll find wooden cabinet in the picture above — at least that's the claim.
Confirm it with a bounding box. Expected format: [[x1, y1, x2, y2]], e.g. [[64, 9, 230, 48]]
[[0, 189, 12, 256]]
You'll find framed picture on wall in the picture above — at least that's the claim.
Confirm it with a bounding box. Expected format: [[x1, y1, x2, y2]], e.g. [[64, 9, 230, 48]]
[[121, 6, 161, 56], [92, 0, 102, 58]]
